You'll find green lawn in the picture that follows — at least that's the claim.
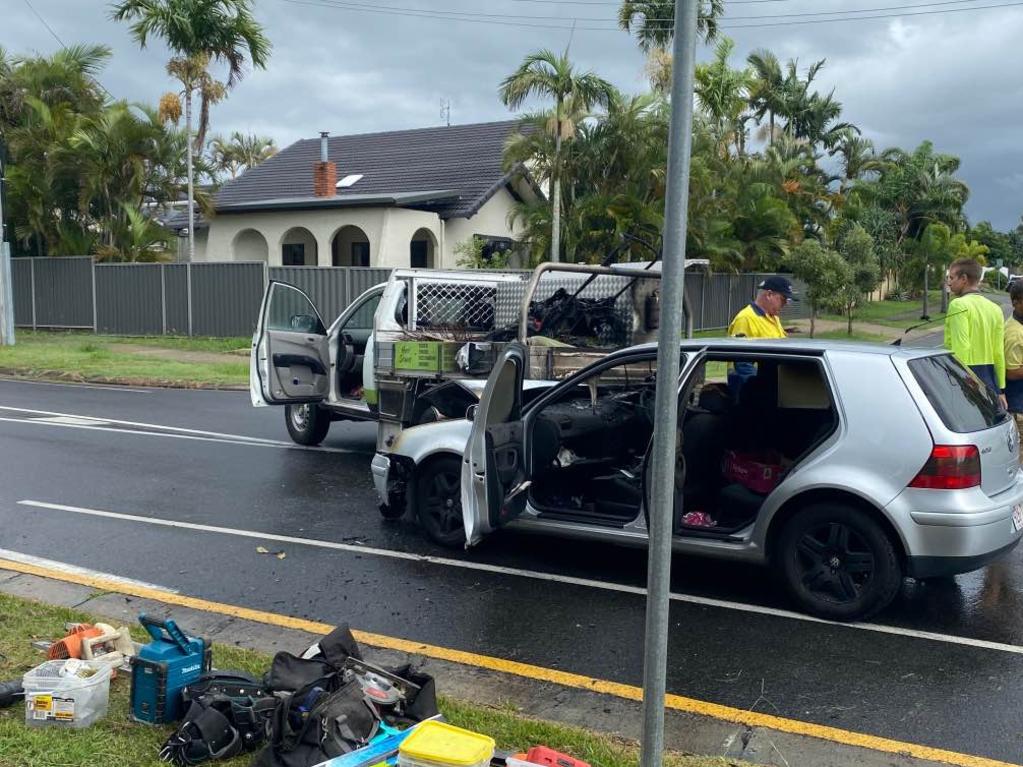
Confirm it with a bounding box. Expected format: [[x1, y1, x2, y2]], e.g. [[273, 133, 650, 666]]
[[0, 331, 249, 388], [819, 291, 946, 330], [0, 593, 740, 767]]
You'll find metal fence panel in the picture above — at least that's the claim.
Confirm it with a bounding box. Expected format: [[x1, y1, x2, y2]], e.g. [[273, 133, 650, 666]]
[[95, 264, 164, 335], [32, 257, 94, 328], [189, 262, 264, 337], [269, 266, 348, 323], [164, 264, 189, 335], [12, 259, 33, 327], [348, 268, 391, 301]]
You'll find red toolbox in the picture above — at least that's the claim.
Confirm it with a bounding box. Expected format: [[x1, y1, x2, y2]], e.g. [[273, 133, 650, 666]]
[[523, 746, 591, 767]]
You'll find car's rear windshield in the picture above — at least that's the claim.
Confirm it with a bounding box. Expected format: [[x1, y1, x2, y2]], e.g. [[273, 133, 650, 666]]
[[908, 354, 1006, 433]]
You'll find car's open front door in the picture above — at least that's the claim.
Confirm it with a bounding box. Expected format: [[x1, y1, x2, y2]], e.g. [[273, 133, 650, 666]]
[[250, 281, 330, 406], [461, 343, 527, 547]]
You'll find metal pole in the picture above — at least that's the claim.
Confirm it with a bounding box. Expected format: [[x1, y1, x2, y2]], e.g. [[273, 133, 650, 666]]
[[161, 264, 168, 336], [0, 141, 14, 345], [30, 257, 36, 330], [640, 0, 699, 765], [186, 262, 194, 336], [91, 258, 98, 333]]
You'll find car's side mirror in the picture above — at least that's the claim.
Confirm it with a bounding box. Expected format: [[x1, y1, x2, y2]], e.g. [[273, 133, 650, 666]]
[[465, 404, 478, 422], [290, 314, 319, 333]]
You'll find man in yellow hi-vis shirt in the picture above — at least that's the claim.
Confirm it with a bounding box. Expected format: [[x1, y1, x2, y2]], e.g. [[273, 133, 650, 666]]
[[727, 275, 795, 339], [727, 276, 796, 393], [945, 257, 1006, 408]]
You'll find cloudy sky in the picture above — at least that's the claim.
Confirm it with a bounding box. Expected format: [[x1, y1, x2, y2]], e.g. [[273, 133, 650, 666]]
[[5, 0, 1022, 229]]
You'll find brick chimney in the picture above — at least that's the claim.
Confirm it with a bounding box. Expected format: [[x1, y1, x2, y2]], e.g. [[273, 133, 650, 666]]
[[313, 131, 336, 197]]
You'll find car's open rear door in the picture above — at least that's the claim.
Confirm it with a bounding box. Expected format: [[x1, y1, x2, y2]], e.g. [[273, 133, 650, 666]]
[[250, 281, 330, 406], [461, 343, 528, 546]]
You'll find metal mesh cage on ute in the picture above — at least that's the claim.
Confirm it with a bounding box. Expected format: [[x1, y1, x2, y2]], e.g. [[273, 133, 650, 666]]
[[411, 281, 506, 332]]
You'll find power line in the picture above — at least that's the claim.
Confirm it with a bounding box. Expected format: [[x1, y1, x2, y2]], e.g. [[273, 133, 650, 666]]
[[282, 0, 1023, 29], [20, 0, 116, 100]]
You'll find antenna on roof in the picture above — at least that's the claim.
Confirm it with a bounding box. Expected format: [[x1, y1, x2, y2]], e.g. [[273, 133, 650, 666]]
[[440, 99, 451, 127]]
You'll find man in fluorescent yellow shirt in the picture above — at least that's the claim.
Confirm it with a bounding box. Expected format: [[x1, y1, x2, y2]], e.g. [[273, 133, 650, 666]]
[[945, 258, 1006, 407], [727, 276, 795, 393], [1004, 279, 1023, 437], [727, 275, 794, 339]]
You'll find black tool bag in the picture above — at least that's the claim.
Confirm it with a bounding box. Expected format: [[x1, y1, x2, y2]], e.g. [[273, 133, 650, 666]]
[[253, 625, 439, 767], [252, 675, 379, 767]]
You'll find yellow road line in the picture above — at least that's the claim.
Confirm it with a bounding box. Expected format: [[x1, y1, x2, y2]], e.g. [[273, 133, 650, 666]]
[[0, 556, 1016, 767]]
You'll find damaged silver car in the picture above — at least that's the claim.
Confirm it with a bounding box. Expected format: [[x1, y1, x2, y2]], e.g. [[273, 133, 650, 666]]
[[373, 339, 1023, 620]]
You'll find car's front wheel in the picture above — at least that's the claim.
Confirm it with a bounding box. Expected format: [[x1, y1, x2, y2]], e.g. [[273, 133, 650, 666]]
[[284, 403, 331, 446], [416, 455, 465, 548], [777, 503, 902, 620]]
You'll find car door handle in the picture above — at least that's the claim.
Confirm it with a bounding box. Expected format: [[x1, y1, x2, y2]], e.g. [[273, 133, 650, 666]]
[[272, 353, 326, 375]]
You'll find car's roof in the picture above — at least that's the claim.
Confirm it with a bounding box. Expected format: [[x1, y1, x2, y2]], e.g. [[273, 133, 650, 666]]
[[616, 337, 947, 359]]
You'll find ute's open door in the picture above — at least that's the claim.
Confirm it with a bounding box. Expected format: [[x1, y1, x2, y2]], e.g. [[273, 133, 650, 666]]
[[251, 281, 330, 407], [461, 342, 528, 547]]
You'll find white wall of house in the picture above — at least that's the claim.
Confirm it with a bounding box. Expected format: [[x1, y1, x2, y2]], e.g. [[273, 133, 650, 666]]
[[202, 184, 530, 269], [203, 207, 443, 268], [442, 185, 525, 268]]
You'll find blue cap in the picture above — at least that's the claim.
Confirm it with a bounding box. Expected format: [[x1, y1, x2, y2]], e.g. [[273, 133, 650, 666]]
[[758, 275, 799, 301]]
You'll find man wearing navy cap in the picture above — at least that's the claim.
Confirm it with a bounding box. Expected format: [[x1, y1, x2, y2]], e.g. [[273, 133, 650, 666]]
[[727, 275, 797, 339]]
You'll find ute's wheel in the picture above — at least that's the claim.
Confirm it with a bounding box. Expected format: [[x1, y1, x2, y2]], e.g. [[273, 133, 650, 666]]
[[284, 403, 331, 446], [777, 503, 902, 621], [415, 455, 465, 548]]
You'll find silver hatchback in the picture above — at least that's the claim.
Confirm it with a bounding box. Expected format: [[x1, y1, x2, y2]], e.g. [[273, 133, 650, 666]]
[[373, 339, 1023, 620]]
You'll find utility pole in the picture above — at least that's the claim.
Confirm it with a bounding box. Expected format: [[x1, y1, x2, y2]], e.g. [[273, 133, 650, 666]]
[[0, 140, 15, 346], [640, 0, 698, 765]]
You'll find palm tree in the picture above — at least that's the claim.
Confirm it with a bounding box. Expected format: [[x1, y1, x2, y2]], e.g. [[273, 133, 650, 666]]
[[694, 38, 752, 156], [829, 129, 882, 194], [231, 131, 276, 169], [111, 0, 271, 260], [500, 50, 614, 262], [618, 0, 725, 49], [747, 49, 784, 145]]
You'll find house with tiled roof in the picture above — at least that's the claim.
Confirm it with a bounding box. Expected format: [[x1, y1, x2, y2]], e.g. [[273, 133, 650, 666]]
[[183, 120, 539, 268]]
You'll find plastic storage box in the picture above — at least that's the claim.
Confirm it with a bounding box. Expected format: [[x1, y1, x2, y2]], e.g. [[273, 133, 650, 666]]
[[23, 659, 111, 728], [398, 721, 495, 767]]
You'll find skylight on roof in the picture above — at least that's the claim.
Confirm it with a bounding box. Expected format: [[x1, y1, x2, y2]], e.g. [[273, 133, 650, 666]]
[[336, 174, 364, 188]]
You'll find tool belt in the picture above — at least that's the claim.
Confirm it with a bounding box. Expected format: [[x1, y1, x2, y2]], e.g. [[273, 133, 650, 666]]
[[160, 672, 277, 766]]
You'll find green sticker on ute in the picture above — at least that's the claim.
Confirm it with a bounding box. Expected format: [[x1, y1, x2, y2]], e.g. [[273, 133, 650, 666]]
[[395, 341, 442, 371]]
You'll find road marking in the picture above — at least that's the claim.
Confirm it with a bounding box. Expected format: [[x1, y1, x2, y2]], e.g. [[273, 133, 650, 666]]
[[19, 499, 1023, 659], [0, 377, 153, 393], [0, 547, 177, 593], [0, 408, 363, 454], [0, 555, 1014, 767], [0, 404, 297, 444]]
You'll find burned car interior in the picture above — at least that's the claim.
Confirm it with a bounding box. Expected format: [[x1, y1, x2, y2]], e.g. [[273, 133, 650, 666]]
[[526, 354, 838, 535]]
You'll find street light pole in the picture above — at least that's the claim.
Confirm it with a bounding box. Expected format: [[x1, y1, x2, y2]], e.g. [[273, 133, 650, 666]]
[[0, 140, 15, 346], [639, 1, 699, 766]]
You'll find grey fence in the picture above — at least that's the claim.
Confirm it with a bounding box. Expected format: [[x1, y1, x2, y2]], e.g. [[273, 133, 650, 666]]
[[11, 256, 806, 338]]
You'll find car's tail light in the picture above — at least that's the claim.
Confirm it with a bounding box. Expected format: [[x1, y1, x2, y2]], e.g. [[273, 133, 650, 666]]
[[909, 445, 981, 490]]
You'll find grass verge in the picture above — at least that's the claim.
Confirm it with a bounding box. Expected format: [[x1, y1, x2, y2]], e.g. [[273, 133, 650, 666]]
[[0, 331, 249, 388], [0, 594, 741, 767]]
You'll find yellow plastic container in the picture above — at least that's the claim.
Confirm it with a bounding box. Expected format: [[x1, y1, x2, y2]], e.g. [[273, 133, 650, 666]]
[[398, 721, 496, 767]]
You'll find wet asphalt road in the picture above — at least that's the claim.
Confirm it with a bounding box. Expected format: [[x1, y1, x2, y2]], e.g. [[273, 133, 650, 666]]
[[2, 379, 1023, 763]]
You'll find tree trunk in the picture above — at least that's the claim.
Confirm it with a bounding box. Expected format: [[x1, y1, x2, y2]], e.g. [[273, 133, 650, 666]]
[[941, 265, 950, 313], [769, 111, 775, 146], [810, 302, 816, 338], [185, 88, 195, 262], [847, 302, 853, 335], [551, 116, 563, 264]]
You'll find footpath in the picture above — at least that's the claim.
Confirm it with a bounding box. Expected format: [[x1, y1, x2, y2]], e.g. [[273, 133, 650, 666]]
[[0, 559, 973, 767]]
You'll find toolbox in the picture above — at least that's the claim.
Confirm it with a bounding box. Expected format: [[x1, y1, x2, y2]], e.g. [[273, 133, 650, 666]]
[[129, 614, 210, 723]]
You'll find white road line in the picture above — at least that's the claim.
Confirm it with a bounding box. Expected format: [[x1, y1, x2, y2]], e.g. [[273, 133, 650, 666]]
[[0, 404, 289, 444], [18, 499, 1023, 658], [34, 416, 112, 427], [0, 416, 363, 454], [0, 377, 153, 393], [0, 547, 178, 593]]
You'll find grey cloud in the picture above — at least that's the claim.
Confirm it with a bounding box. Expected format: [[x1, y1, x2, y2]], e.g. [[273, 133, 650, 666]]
[[3, 0, 1020, 227]]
